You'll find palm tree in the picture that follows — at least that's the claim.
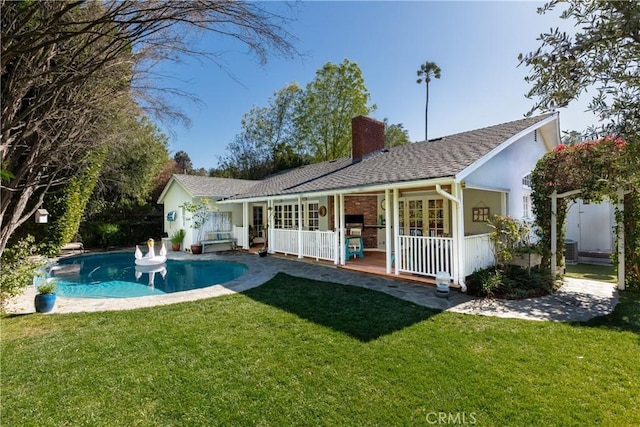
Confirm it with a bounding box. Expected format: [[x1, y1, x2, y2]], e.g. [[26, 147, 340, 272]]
[[416, 61, 442, 141]]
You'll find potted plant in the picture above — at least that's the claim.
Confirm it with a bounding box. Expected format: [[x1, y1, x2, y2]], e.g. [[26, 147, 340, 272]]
[[488, 215, 542, 271], [34, 278, 57, 313], [180, 199, 215, 254], [512, 244, 543, 269], [170, 228, 186, 251]]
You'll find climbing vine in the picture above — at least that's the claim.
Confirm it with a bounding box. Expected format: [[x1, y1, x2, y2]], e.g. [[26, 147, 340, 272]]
[[46, 148, 108, 252], [531, 136, 639, 288]]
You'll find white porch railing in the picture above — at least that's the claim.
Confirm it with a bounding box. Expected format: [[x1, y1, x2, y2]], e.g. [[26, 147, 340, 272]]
[[397, 235, 453, 277], [300, 230, 336, 261], [271, 229, 336, 261], [464, 233, 494, 276], [272, 229, 298, 255], [232, 225, 247, 248]]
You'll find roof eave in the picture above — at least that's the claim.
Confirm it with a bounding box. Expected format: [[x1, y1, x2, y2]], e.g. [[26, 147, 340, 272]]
[[157, 175, 197, 204], [219, 177, 456, 204], [455, 112, 559, 183]]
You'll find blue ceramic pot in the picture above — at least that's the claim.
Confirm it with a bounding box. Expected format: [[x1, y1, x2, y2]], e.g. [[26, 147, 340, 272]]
[[34, 293, 56, 313]]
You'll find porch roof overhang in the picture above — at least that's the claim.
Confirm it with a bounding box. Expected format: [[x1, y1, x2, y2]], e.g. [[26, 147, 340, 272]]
[[218, 176, 457, 204]]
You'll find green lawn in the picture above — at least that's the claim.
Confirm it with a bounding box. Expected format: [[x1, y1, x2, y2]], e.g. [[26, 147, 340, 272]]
[[565, 263, 617, 283], [2, 273, 639, 426]]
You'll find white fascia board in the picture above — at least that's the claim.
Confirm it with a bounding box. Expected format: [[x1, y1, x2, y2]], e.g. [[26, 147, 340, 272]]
[[218, 177, 456, 204], [455, 113, 559, 183], [462, 182, 510, 193]]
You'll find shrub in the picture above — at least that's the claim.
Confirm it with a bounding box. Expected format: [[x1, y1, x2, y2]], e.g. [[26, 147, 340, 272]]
[[467, 265, 557, 299], [0, 235, 46, 310]]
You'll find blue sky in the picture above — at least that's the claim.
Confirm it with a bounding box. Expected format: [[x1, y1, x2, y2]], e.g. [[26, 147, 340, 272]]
[[155, 1, 593, 170]]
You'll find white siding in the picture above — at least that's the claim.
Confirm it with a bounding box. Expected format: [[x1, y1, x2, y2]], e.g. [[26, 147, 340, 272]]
[[464, 130, 548, 219]]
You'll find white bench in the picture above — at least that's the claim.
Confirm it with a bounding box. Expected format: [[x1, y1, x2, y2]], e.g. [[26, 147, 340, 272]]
[[201, 232, 237, 252]]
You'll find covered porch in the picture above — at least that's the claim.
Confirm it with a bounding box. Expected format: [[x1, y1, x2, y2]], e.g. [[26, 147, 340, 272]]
[[227, 179, 499, 290]]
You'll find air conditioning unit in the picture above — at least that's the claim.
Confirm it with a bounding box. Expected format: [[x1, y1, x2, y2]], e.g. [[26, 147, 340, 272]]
[[565, 239, 579, 264]]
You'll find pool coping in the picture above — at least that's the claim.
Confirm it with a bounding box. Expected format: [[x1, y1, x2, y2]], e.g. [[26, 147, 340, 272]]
[[5, 250, 619, 322]]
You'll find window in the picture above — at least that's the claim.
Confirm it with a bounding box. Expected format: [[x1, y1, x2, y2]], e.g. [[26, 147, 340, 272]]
[[274, 201, 317, 229], [307, 202, 319, 231], [523, 195, 532, 219], [204, 212, 232, 232], [522, 173, 532, 189], [399, 197, 448, 237], [274, 203, 298, 229]]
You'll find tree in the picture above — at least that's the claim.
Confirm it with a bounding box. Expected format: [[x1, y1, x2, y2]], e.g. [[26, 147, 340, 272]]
[[215, 134, 273, 180], [297, 59, 376, 161], [1, 0, 296, 253], [518, 1, 640, 143], [416, 61, 442, 141], [174, 151, 194, 175], [92, 116, 170, 210], [561, 130, 584, 146], [520, 0, 640, 287], [383, 119, 411, 148], [216, 82, 308, 179]]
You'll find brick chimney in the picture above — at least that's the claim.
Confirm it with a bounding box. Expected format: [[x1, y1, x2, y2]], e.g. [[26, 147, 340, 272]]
[[351, 116, 384, 163]]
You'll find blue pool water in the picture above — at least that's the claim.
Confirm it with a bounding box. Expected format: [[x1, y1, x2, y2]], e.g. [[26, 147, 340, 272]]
[[44, 252, 248, 299]]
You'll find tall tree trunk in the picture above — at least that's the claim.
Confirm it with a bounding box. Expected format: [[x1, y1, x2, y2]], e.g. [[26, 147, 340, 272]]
[[425, 81, 430, 141]]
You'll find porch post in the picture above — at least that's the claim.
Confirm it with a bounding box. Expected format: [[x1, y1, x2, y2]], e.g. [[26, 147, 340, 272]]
[[297, 196, 303, 259], [617, 187, 625, 290], [393, 187, 400, 275], [551, 190, 557, 279], [385, 188, 392, 274], [268, 199, 274, 254], [339, 193, 345, 265], [242, 202, 249, 250], [333, 194, 339, 265], [454, 182, 466, 291]]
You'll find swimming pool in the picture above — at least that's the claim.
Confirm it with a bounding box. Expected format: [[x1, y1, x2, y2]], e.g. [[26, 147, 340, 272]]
[[44, 252, 248, 299]]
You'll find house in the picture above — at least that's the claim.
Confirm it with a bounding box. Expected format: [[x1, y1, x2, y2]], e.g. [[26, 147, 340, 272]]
[[157, 174, 258, 250], [158, 113, 561, 290]]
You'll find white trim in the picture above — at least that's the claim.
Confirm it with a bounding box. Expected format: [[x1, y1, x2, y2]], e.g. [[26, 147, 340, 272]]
[[462, 182, 510, 193], [157, 175, 194, 203], [385, 188, 392, 274], [393, 188, 400, 275], [219, 178, 456, 204], [456, 114, 558, 182]]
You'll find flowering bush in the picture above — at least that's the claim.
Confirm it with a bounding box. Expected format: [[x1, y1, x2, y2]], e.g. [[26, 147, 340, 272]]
[[531, 136, 638, 288]]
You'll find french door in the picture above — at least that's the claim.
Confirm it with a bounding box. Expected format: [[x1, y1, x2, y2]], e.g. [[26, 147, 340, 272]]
[[252, 205, 265, 238], [399, 197, 448, 237]]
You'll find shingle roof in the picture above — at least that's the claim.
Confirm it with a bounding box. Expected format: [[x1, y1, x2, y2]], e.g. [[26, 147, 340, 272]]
[[231, 113, 556, 199], [173, 174, 258, 198]]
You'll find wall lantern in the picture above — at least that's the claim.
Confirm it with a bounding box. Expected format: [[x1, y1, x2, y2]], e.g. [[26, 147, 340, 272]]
[[35, 208, 49, 224], [167, 210, 176, 222], [435, 271, 451, 298]]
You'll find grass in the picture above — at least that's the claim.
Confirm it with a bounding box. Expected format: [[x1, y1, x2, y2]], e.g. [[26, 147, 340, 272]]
[[565, 263, 617, 283], [2, 273, 639, 426]]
